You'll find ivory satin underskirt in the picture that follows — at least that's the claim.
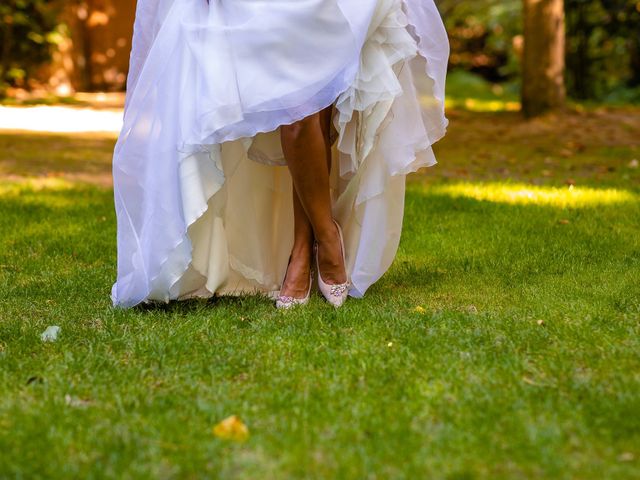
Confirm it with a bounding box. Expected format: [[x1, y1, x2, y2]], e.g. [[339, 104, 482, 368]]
[[110, 0, 449, 307]]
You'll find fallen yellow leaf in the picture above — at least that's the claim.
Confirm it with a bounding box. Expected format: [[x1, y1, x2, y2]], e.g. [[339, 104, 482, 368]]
[[212, 415, 249, 442]]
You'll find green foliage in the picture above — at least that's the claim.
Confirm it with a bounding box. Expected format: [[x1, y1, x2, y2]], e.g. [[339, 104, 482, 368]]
[[565, 0, 640, 101], [445, 70, 520, 111], [438, 0, 522, 82], [0, 0, 63, 95], [438, 0, 640, 102]]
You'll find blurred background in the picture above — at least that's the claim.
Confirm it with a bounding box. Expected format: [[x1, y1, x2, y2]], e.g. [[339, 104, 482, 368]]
[[0, 1, 639, 188], [1, 0, 639, 109]]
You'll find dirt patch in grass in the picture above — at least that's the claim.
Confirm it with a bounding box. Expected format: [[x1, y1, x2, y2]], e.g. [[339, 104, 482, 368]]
[[1, 106, 638, 190], [428, 107, 640, 189], [0, 131, 116, 187]]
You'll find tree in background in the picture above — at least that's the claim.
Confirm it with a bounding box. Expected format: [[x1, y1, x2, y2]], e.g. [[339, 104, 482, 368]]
[[0, 0, 134, 98], [3, 0, 640, 103], [438, 0, 640, 105], [522, 0, 566, 116]]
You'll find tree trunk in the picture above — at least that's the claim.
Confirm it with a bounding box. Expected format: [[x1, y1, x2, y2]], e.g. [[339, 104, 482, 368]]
[[522, 0, 566, 117]]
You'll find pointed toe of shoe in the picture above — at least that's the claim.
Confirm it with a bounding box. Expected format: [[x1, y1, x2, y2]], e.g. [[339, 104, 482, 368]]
[[317, 279, 350, 308], [327, 291, 349, 308], [275, 295, 309, 310]]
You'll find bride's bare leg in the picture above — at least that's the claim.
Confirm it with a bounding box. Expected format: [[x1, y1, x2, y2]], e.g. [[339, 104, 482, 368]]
[[319, 104, 334, 171], [279, 107, 346, 298], [277, 189, 314, 299]]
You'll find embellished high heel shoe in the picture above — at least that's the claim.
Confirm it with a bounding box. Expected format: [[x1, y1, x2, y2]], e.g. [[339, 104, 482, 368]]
[[316, 219, 350, 308], [276, 255, 313, 310]]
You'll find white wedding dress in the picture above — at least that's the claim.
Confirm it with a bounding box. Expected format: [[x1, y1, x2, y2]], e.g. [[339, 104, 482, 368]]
[[111, 0, 449, 307]]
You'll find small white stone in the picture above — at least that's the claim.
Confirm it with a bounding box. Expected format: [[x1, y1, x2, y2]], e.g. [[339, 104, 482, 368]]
[[65, 394, 91, 408], [41, 326, 61, 342]]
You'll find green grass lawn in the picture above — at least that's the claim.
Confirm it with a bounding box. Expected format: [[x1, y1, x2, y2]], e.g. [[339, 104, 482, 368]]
[[0, 104, 639, 478]]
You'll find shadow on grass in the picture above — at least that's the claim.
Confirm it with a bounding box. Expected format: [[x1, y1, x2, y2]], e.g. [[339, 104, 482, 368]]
[[133, 293, 275, 315]]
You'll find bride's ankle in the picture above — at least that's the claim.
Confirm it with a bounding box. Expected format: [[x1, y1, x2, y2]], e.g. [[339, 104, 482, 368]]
[[290, 241, 313, 262], [314, 221, 339, 247]]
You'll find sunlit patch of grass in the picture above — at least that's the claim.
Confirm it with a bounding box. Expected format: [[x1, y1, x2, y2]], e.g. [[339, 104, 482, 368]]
[[430, 182, 638, 207], [445, 97, 522, 112], [0, 177, 111, 211], [444, 70, 521, 112], [0, 177, 79, 196]]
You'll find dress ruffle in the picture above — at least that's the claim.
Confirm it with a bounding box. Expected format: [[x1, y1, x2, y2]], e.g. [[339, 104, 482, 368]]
[[111, 0, 449, 307]]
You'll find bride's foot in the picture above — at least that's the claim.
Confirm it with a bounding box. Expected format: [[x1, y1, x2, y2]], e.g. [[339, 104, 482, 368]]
[[315, 219, 350, 307], [276, 244, 313, 309]]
